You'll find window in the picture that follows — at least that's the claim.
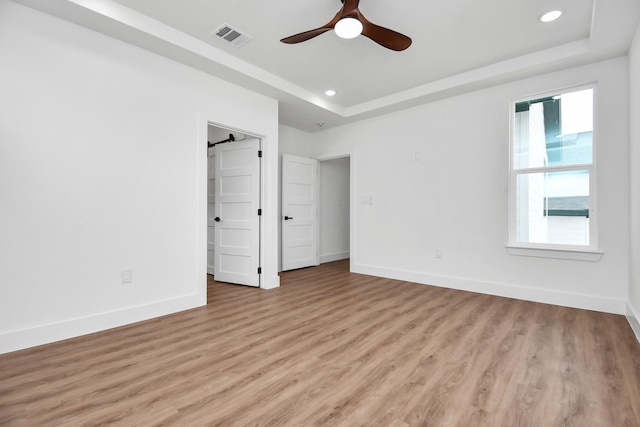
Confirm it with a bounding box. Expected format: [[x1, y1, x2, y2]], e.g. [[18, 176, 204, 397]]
[[509, 86, 599, 255]]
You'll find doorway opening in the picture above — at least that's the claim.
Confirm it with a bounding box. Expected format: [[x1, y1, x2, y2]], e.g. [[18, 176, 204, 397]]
[[280, 153, 352, 272], [319, 156, 350, 265]]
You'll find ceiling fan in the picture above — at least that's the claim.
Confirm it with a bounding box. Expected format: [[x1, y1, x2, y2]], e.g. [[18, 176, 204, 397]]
[[280, 0, 412, 51]]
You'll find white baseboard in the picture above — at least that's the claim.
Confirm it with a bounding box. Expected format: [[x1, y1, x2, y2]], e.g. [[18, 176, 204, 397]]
[[352, 263, 626, 315], [626, 302, 640, 344], [0, 294, 204, 355], [320, 252, 350, 264]]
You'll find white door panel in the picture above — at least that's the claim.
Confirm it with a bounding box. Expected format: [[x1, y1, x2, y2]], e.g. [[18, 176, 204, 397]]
[[207, 150, 216, 275], [214, 139, 261, 286], [282, 154, 319, 271]]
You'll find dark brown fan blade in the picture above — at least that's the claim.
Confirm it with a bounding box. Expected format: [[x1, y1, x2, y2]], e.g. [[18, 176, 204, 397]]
[[280, 9, 343, 44], [359, 13, 412, 51], [280, 27, 333, 44]]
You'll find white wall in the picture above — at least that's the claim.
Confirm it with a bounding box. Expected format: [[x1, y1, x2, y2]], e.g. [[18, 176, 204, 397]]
[[319, 157, 350, 263], [628, 22, 640, 339], [311, 58, 630, 314], [0, 2, 279, 354], [279, 124, 313, 158]]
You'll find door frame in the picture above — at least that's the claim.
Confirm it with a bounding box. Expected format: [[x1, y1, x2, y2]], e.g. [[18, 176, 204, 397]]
[[314, 150, 355, 271], [198, 117, 280, 297]]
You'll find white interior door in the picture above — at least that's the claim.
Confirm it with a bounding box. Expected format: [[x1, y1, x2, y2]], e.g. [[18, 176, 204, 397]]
[[282, 154, 319, 271], [214, 139, 261, 286], [207, 148, 216, 275]]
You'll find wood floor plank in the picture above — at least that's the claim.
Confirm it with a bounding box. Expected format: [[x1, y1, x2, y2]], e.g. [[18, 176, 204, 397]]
[[1, 259, 639, 426]]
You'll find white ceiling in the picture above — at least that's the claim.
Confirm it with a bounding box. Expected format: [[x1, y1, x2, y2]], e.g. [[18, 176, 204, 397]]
[[13, 0, 640, 132]]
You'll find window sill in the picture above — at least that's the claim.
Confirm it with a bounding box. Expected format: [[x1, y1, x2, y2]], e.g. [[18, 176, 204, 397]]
[[505, 245, 603, 262]]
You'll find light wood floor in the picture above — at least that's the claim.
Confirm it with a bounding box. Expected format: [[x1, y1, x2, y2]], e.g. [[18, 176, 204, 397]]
[[1, 260, 639, 426]]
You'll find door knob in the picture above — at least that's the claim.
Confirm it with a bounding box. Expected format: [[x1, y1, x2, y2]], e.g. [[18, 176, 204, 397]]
[[214, 217, 221, 222], [284, 216, 293, 220]]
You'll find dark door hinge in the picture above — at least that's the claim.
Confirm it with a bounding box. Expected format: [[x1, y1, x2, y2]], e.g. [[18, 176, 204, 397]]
[[258, 150, 262, 158], [258, 209, 262, 216], [257, 267, 262, 274]]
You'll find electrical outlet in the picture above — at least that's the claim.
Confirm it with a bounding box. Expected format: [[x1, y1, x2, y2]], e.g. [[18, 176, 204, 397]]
[[435, 249, 443, 259], [121, 270, 132, 284]]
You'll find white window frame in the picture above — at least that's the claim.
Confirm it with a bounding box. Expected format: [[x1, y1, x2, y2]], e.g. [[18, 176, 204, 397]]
[[507, 84, 603, 261]]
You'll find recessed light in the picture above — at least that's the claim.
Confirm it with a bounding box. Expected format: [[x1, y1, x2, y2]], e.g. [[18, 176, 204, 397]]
[[540, 10, 562, 23], [317, 122, 325, 128], [325, 90, 336, 97]]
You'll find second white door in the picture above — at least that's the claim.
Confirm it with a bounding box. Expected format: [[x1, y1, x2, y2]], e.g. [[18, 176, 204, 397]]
[[282, 154, 319, 271]]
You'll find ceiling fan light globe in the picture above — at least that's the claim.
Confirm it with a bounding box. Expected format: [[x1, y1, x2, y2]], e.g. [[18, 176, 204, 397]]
[[335, 17, 363, 39]]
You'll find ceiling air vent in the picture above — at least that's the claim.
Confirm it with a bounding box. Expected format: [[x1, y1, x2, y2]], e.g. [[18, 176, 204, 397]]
[[213, 23, 252, 47]]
